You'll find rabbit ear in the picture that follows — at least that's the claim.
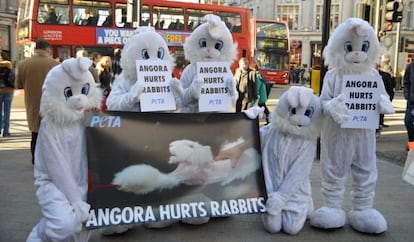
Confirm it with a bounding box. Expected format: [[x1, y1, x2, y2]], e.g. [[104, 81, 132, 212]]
[[61, 57, 92, 82], [286, 86, 301, 108], [204, 14, 226, 39], [298, 87, 314, 108]]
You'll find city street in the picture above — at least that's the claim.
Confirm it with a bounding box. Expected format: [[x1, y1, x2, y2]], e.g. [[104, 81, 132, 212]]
[[1, 85, 413, 242]]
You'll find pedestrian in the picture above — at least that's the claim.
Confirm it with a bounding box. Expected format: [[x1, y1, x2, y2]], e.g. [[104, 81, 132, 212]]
[[15, 39, 59, 164], [91, 51, 101, 68], [378, 68, 395, 128], [76, 49, 99, 83], [403, 60, 414, 150], [0, 51, 15, 137], [234, 57, 257, 112], [112, 48, 122, 79], [96, 56, 113, 110], [251, 63, 269, 124]]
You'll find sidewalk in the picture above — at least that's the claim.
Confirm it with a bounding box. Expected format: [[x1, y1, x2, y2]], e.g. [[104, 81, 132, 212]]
[[1, 89, 413, 242]]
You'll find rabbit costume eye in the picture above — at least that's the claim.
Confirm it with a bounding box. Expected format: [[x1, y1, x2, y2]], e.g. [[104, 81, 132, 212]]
[[344, 41, 353, 53], [361, 41, 369, 52], [81, 83, 90, 95], [214, 40, 224, 50], [64, 87, 73, 100], [157, 47, 165, 59], [199, 38, 207, 48], [304, 107, 314, 118], [141, 49, 150, 59]]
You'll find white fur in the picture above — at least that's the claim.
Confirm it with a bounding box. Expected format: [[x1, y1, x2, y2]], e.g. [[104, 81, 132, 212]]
[[323, 18, 383, 73], [28, 57, 103, 241], [120, 27, 175, 82], [40, 57, 102, 124], [168, 139, 214, 165], [112, 139, 260, 195], [260, 86, 322, 235], [272, 86, 322, 139], [311, 18, 389, 234], [113, 164, 180, 194], [179, 14, 238, 113], [107, 27, 180, 112]]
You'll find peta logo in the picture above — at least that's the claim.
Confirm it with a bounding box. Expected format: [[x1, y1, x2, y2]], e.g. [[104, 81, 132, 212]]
[[89, 115, 121, 128]]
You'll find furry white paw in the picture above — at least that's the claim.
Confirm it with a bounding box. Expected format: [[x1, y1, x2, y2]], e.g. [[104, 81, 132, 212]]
[[72, 201, 91, 223], [310, 206, 346, 229], [244, 106, 265, 119], [170, 78, 183, 99], [226, 77, 238, 102], [379, 94, 395, 114], [324, 94, 350, 124], [261, 213, 282, 233], [128, 81, 145, 104], [189, 78, 203, 100], [349, 209, 387, 234]]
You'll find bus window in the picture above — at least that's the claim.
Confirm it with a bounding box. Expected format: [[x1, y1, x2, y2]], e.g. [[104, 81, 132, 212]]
[[72, 0, 111, 26], [216, 11, 241, 32], [153, 6, 184, 30], [114, 4, 149, 27], [186, 9, 213, 31], [37, 0, 69, 25]]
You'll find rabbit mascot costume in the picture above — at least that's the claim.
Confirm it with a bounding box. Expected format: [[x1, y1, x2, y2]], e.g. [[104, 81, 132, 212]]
[[27, 57, 102, 241], [179, 14, 238, 113], [310, 18, 394, 234], [260, 86, 322, 235]]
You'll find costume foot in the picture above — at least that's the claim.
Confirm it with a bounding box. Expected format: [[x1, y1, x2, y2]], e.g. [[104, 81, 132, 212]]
[[100, 224, 134, 235], [310, 206, 345, 229], [27, 227, 43, 242], [143, 220, 175, 229], [349, 209, 387, 234], [181, 217, 210, 225], [261, 213, 282, 234]]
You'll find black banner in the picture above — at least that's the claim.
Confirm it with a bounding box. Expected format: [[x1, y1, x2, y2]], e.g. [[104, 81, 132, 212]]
[[85, 111, 266, 229]]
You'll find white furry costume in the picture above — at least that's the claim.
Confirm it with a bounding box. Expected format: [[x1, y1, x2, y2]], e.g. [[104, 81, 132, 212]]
[[260, 86, 322, 235], [309, 18, 394, 234], [106, 27, 182, 111], [27, 57, 102, 242], [104, 27, 183, 233], [179, 14, 238, 113]]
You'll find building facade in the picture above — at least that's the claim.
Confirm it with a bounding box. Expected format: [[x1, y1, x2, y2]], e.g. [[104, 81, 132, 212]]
[[0, 0, 17, 63], [227, 0, 414, 76]]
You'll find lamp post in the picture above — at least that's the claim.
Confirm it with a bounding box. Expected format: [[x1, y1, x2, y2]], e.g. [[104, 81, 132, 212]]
[[320, 0, 331, 93]]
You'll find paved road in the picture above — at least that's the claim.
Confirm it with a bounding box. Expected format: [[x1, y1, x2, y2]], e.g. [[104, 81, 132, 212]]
[[1, 86, 413, 242]]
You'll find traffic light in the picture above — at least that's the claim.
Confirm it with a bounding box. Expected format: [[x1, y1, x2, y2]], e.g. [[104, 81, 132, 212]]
[[385, 0, 404, 22]]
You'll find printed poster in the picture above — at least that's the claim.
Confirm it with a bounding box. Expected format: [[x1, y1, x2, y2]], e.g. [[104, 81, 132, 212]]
[[85, 111, 266, 229], [136, 60, 176, 112], [197, 62, 233, 112], [341, 74, 382, 129]]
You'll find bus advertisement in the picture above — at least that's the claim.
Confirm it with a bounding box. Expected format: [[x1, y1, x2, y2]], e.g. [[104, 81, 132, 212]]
[[16, 0, 251, 78], [250, 19, 290, 85]]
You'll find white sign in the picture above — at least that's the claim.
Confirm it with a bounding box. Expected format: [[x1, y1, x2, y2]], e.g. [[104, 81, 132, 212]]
[[136, 60, 176, 112], [341, 74, 381, 129], [197, 62, 233, 112]]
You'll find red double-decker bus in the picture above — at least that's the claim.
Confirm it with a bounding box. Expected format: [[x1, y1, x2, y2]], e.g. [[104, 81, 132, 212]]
[[250, 19, 290, 85], [16, 0, 251, 77]]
